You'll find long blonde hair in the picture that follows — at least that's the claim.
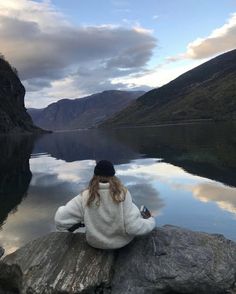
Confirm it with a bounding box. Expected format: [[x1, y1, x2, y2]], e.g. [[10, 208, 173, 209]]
[[87, 175, 127, 206]]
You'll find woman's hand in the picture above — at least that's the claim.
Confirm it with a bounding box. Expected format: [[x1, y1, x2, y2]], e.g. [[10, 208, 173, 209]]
[[140, 206, 152, 219]]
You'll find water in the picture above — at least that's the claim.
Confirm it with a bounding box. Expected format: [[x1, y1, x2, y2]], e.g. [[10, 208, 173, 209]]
[[0, 122, 236, 254]]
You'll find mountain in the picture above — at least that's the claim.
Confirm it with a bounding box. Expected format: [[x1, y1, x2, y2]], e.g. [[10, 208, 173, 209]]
[[102, 49, 236, 127], [0, 56, 42, 133], [28, 90, 144, 131]]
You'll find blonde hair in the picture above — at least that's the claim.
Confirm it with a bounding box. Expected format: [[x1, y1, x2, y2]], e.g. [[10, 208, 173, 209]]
[[87, 175, 127, 206]]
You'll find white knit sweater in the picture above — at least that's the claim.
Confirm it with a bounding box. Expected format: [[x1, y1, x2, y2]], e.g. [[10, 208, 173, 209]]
[[54, 182, 156, 249]]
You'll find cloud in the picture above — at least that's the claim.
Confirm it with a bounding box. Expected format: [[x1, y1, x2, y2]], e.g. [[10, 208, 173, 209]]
[[192, 182, 236, 215], [168, 12, 236, 61], [111, 59, 205, 90], [0, 0, 157, 107], [152, 15, 160, 21]]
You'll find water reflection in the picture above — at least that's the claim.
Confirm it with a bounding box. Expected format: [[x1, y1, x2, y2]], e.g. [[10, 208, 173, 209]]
[[0, 122, 236, 254], [105, 122, 236, 187], [33, 122, 236, 186], [191, 183, 236, 215], [0, 135, 34, 226], [0, 158, 94, 254], [33, 130, 139, 164]]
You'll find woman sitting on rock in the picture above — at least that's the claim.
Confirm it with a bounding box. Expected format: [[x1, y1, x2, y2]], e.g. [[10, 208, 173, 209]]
[[54, 160, 156, 249]]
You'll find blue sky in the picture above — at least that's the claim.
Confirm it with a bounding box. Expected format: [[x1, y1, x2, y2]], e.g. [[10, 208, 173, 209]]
[[0, 0, 235, 107], [52, 0, 235, 61]]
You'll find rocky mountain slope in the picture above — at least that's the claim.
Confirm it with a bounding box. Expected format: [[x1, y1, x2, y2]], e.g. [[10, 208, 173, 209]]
[[28, 90, 144, 131], [0, 56, 41, 133], [103, 49, 236, 126]]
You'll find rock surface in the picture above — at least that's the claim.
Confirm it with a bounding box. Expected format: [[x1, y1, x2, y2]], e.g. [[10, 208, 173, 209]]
[[0, 247, 4, 258], [0, 57, 42, 133], [3, 232, 114, 293], [1, 226, 236, 293], [0, 262, 22, 293], [112, 226, 236, 294]]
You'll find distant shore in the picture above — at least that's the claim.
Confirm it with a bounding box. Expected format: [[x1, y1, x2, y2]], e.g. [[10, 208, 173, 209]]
[[98, 118, 235, 130]]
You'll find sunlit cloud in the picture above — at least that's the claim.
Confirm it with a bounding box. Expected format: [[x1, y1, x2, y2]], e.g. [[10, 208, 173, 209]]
[[169, 12, 236, 61], [112, 59, 205, 88]]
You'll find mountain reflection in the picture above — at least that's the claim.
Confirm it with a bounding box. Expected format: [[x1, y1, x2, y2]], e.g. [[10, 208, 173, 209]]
[[0, 135, 34, 227], [33, 129, 139, 164], [104, 122, 236, 187], [1, 122, 236, 254], [32, 122, 236, 187]]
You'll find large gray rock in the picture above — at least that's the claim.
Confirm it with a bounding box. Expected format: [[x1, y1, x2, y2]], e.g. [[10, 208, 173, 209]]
[[1, 226, 236, 293], [3, 232, 114, 293], [112, 225, 236, 294], [0, 262, 22, 293]]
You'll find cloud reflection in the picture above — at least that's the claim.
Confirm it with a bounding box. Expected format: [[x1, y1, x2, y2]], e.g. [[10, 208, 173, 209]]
[[192, 183, 236, 215], [0, 158, 95, 254], [117, 159, 236, 217], [1, 156, 236, 255], [127, 183, 164, 216]]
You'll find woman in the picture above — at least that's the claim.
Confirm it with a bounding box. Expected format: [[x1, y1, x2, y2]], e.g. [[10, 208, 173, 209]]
[[54, 160, 156, 249]]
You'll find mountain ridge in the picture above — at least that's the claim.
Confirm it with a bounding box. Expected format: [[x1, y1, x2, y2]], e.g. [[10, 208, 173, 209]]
[[28, 90, 145, 130], [102, 49, 236, 127]]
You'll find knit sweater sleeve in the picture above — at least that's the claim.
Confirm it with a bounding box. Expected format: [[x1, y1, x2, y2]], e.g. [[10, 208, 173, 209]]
[[123, 190, 156, 236], [54, 194, 84, 232]]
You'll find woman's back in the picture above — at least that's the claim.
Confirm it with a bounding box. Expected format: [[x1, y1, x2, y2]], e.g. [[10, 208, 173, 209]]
[[82, 182, 134, 249], [55, 160, 156, 249]]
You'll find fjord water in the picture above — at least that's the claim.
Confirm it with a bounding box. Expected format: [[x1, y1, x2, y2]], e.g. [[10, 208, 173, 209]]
[[0, 122, 236, 254]]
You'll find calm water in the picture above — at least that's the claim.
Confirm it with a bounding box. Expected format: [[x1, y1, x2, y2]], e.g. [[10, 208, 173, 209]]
[[0, 122, 236, 254]]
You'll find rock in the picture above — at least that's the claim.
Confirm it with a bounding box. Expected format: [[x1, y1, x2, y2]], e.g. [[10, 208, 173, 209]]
[[3, 232, 114, 293], [112, 225, 236, 294], [0, 262, 22, 293], [0, 247, 4, 258], [1, 226, 236, 293], [0, 57, 44, 134]]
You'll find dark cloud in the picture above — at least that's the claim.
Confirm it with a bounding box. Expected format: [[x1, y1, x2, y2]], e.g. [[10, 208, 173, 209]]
[[0, 13, 156, 89], [0, 1, 157, 107]]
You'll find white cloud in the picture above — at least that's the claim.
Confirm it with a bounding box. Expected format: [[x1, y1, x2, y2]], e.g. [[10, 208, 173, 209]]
[[169, 12, 236, 61], [111, 59, 206, 89], [0, 0, 157, 108]]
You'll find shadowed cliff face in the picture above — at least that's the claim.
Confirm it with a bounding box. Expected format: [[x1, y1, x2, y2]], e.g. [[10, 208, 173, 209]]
[[0, 58, 40, 133], [0, 135, 34, 226]]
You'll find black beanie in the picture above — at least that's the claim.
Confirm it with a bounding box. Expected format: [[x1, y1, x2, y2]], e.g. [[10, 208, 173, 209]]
[[94, 160, 115, 177]]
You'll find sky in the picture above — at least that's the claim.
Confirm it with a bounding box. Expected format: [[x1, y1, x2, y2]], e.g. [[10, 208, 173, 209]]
[[0, 0, 236, 108]]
